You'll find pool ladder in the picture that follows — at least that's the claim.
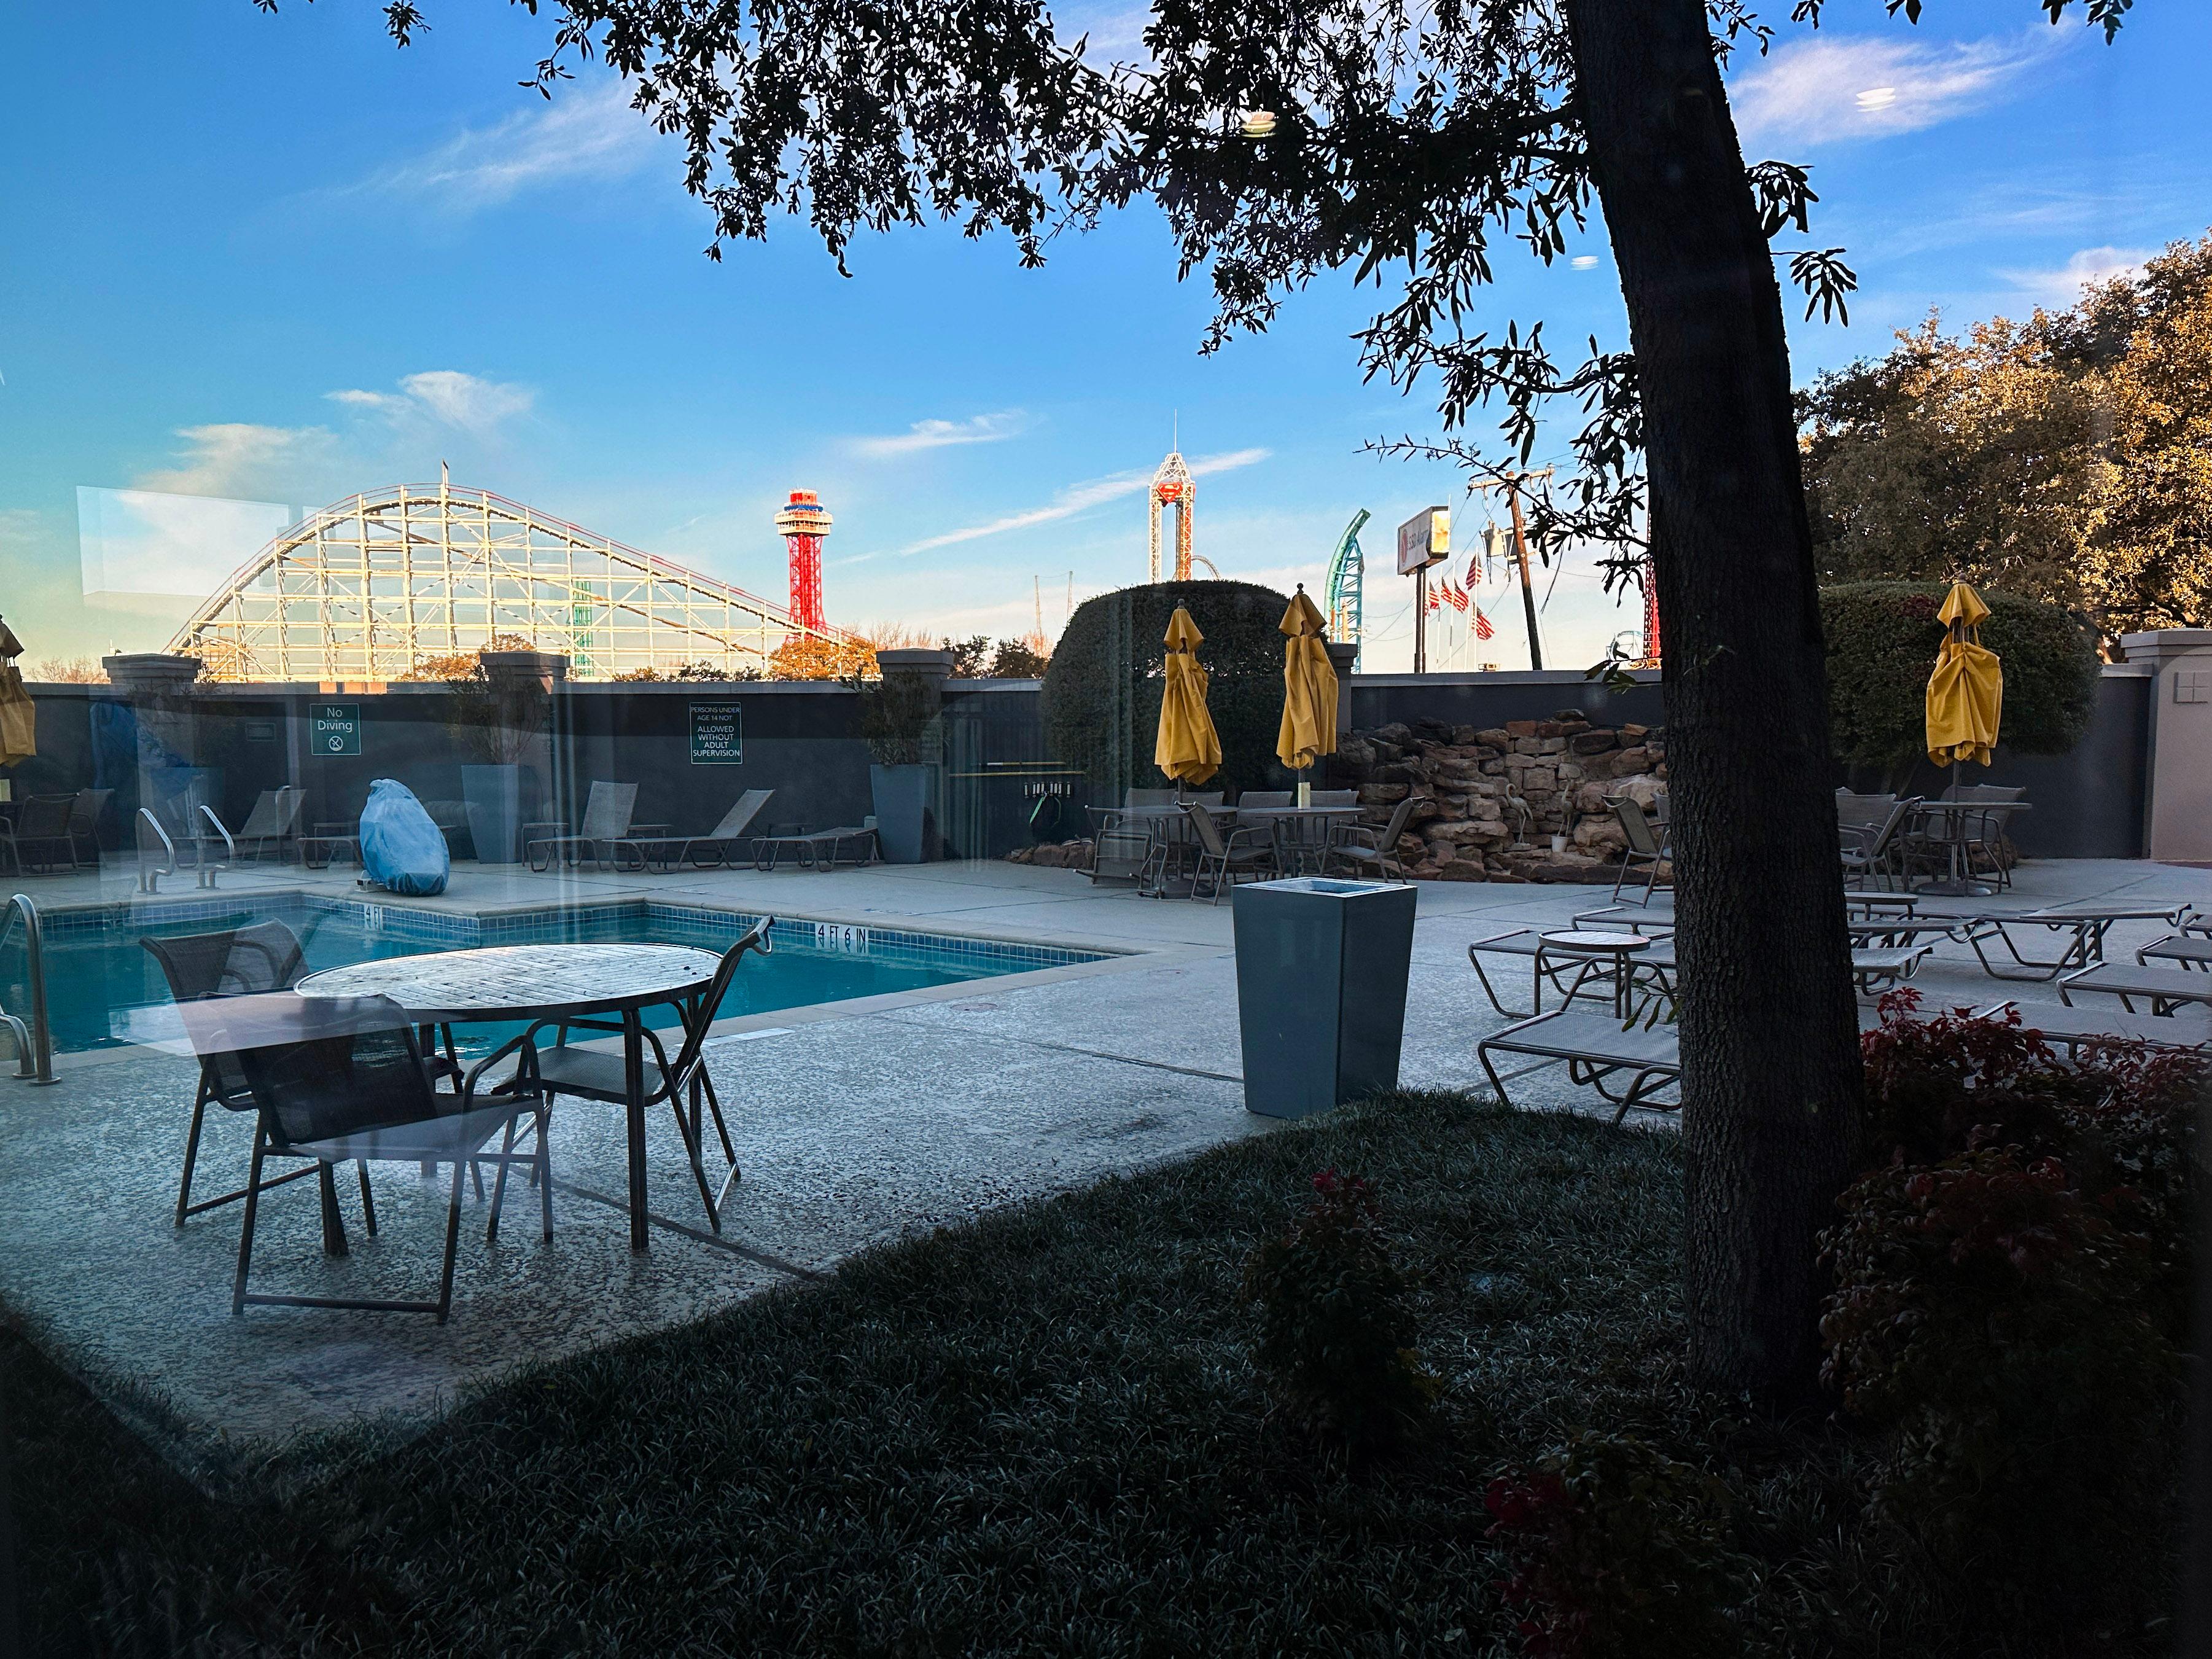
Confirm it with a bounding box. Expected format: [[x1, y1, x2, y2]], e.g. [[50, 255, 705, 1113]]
[[1, 891, 56, 1084]]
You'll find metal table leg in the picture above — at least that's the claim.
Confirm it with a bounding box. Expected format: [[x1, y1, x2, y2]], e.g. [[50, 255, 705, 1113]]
[[624, 1007, 649, 1252]]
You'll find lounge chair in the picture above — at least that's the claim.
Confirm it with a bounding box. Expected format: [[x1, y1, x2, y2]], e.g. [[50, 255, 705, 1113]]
[[612, 789, 774, 872], [1609, 797, 1670, 904], [1468, 926, 1932, 1020], [1475, 1009, 1681, 1123], [218, 787, 305, 864], [527, 781, 663, 872], [523, 918, 773, 1227], [2058, 959, 2212, 1018], [1184, 801, 1276, 904], [1326, 795, 1425, 884], [2141, 935, 2212, 971], [177, 992, 551, 1322], [1963, 903, 2190, 983], [1976, 999, 2212, 1055]]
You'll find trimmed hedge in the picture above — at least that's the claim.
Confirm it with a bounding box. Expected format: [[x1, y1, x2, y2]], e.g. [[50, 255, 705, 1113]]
[[1042, 580, 1295, 798], [1820, 582, 2099, 780]]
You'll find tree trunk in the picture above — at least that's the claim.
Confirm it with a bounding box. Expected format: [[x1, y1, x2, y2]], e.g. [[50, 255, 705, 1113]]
[[1562, 0, 1865, 1397]]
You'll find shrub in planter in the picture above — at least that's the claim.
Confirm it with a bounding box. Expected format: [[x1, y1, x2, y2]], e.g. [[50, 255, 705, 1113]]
[[1820, 581, 2098, 787], [1483, 1431, 1739, 1657], [1820, 1146, 2180, 1609], [1240, 1169, 1439, 1449], [1042, 579, 1293, 799]]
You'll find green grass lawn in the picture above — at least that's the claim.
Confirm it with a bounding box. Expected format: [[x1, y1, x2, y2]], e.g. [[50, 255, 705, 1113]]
[[1, 1093, 2178, 1656]]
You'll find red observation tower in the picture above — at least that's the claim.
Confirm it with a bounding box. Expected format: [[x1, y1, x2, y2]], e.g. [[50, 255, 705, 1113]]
[[774, 490, 833, 631]]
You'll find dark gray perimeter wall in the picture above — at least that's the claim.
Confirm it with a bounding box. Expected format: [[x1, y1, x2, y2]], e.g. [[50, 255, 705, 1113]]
[[16, 665, 2149, 861]]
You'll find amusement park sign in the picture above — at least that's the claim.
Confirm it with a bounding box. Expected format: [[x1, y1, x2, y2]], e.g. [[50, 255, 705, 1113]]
[[1396, 507, 1449, 576]]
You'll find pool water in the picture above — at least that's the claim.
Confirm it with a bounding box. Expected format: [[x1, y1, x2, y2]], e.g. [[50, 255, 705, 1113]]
[[5, 900, 1100, 1056]]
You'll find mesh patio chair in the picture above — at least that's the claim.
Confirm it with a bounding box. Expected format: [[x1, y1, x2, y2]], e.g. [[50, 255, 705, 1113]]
[[612, 789, 774, 872], [178, 993, 551, 1322], [67, 787, 113, 868], [1836, 790, 1898, 834], [1, 794, 77, 873], [526, 780, 642, 872], [1610, 797, 1672, 904], [1948, 785, 2027, 889], [1183, 802, 1275, 904], [1840, 797, 1920, 891], [1326, 795, 1423, 884], [521, 917, 774, 1226], [145, 921, 323, 1226]]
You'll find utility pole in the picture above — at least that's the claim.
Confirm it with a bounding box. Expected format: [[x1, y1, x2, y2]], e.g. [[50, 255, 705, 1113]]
[[1470, 469, 1554, 672]]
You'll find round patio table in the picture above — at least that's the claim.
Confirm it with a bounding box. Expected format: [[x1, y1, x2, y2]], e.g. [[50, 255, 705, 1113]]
[[1537, 930, 1653, 1019], [298, 944, 724, 1252]]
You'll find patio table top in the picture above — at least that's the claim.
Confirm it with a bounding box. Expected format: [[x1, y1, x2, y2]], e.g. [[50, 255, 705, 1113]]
[[298, 943, 723, 1023]]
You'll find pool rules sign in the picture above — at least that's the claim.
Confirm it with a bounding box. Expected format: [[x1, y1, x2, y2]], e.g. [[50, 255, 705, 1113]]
[[689, 702, 743, 765], [312, 702, 361, 756]]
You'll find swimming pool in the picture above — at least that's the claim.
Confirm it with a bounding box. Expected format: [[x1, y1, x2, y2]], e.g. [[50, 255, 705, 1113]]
[[4, 897, 1107, 1056]]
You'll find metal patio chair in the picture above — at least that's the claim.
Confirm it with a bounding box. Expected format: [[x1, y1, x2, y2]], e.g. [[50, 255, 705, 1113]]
[[521, 917, 774, 1227], [1, 794, 77, 874], [1183, 802, 1275, 904], [1609, 797, 1672, 904], [66, 787, 114, 868], [1326, 795, 1423, 884], [179, 992, 551, 1322], [1839, 797, 1918, 892], [1476, 1009, 1683, 1124]]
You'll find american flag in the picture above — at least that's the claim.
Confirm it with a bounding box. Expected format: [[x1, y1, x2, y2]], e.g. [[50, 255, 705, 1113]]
[[1441, 579, 1470, 613], [1474, 607, 1496, 641], [1426, 583, 1442, 612], [1466, 552, 1482, 590]]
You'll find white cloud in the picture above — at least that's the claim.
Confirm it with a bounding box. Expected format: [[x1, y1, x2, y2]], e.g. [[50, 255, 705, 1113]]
[[346, 77, 661, 211], [1998, 244, 2152, 307], [134, 423, 335, 499], [897, 447, 1272, 555], [1731, 29, 2070, 150], [325, 370, 535, 435], [850, 410, 1028, 459]]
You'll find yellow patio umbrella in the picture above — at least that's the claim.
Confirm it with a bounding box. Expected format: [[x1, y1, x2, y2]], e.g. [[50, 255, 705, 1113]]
[[1155, 606, 1222, 789], [1925, 581, 2003, 768], [1275, 585, 1338, 773], [0, 616, 34, 771]]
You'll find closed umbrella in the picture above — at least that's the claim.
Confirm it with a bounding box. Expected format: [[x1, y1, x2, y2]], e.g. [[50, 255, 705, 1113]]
[[1155, 606, 1221, 790], [1275, 585, 1338, 779], [1922, 581, 2004, 895], [0, 615, 34, 771], [1925, 582, 2003, 768]]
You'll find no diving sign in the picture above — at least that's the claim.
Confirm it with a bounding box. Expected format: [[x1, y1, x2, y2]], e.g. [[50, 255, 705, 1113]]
[[313, 702, 361, 756]]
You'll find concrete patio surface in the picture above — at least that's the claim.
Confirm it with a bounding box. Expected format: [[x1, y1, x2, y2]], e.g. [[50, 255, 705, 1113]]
[[3, 850, 2208, 1488]]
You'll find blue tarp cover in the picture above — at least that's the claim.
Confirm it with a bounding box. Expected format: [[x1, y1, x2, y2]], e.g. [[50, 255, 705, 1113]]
[[359, 778, 450, 896]]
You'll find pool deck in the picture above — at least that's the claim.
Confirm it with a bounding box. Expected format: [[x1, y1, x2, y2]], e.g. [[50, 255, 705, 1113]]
[[4, 851, 2209, 1488]]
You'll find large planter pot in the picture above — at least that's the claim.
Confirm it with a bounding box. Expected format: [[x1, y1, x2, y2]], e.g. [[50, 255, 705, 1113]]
[[870, 763, 935, 864], [461, 763, 523, 864]]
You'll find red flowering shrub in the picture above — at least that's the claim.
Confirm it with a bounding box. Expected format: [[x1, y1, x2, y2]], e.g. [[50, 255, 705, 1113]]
[[1860, 988, 2203, 1330], [1821, 1146, 2179, 1597], [1241, 1170, 1440, 1449], [1483, 1431, 1738, 1657]]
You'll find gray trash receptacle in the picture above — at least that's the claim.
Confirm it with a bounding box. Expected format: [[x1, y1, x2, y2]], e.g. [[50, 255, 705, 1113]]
[[1231, 876, 1419, 1118]]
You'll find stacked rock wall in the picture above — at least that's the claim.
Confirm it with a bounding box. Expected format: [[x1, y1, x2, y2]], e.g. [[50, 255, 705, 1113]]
[[1336, 709, 1668, 882]]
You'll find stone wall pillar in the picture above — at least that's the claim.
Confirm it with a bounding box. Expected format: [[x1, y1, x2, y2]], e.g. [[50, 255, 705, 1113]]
[[101, 652, 206, 835], [2120, 628, 2212, 861]]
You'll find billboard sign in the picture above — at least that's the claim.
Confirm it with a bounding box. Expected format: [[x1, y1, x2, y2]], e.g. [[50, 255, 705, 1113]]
[[1396, 507, 1450, 576]]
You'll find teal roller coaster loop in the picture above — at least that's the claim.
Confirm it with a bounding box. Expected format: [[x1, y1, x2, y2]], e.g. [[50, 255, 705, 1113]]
[[1325, 509, 1370, 669]]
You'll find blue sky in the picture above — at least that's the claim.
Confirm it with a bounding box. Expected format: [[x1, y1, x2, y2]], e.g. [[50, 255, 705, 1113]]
[[4, 0, 2207, 673]]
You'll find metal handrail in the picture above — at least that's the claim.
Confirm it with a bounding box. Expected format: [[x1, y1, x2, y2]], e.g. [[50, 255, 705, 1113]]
[[197, 803, 237, 871], [0, 892, 56, 1083], [137, 806, 177, 893]]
